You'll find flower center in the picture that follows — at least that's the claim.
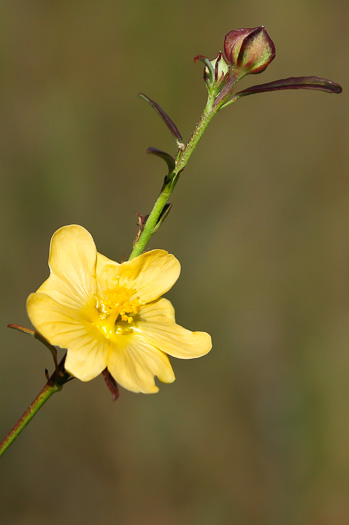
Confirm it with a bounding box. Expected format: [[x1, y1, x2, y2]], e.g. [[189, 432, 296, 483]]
[[99, 286, 141, 323], [90, 285, 142, 338]]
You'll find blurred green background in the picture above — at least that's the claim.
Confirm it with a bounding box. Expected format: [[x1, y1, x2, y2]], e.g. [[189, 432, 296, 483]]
[[0, 1, 348, 524]]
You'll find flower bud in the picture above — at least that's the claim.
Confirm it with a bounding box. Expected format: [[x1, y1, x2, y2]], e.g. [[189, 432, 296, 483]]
[[205, 52, 230, 86], [194, 52, 230, 94], [224, 26, 275, 78], [195, 26, 341, 111]]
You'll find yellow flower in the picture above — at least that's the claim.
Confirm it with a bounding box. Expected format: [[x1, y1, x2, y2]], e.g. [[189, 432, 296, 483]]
[[27, 225, 212, 393]]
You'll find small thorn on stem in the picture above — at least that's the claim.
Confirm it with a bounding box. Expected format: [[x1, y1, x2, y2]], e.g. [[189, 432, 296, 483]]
[[134, 212, 149, 244]]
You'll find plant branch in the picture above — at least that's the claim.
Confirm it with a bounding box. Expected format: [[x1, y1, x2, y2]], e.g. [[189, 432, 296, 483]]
[[0, 357, 72, 457]]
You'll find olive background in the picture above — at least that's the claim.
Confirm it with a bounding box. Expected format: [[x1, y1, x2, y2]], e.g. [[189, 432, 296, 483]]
[[0, 1, 348, 524]]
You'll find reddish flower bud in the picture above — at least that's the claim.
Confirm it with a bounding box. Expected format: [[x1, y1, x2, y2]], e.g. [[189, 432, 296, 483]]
[[224, 26, 275, 77], [195, 26, 341, 112]]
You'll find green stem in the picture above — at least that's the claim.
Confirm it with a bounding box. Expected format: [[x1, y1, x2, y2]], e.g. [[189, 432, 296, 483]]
[[0, 93, 218, 457], [129, 95, 218, 259], [0, 358, 71, 457]]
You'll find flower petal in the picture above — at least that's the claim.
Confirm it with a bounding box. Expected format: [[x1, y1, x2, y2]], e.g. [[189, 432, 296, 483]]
[[27, 292, 88, 348], [117, 250, 180, 303], [27, 292, 109, 381], [39, 225, 97, 306], [136, 299, 212, 359], [107, 334, 176, 393], [96, 253, 120, 295], [27, 292, 88, 345], [64, 335, 109, 381]]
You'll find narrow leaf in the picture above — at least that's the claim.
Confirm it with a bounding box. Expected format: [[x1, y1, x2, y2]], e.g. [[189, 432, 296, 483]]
[[139, 93, 183, 141], [146, 147, 176, 174], [152, 203, 173, 233], [8, 324, 35, 336], [235, 76, 342, 98]]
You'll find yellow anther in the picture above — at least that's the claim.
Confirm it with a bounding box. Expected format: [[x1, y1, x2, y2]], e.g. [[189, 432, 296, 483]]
[[95, 285, 141, 334]]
